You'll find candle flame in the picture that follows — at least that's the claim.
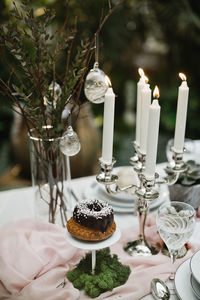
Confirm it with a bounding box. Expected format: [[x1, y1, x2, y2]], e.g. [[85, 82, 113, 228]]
[[179, 72, 187, 81], [105, 75, 112, 87], [144, 75, 149, 83], [138, 68, 145, 78], [153, 85, 160, 99]]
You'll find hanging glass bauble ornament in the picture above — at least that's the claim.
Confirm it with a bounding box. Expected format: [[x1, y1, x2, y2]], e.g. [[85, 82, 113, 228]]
[[84, 62, 109, 104], [60, 126, 81, 156], [61, 102, 73, 121]]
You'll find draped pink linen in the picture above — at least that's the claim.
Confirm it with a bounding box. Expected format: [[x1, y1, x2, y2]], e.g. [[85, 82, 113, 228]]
[[0, 217, 199, 300]]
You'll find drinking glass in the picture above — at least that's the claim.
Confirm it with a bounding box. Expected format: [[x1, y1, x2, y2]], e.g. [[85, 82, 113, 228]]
[[156, 201, 196, 280]]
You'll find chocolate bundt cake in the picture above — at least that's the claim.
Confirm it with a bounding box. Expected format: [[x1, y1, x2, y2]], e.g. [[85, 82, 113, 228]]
[[67, 199, 116, 241]]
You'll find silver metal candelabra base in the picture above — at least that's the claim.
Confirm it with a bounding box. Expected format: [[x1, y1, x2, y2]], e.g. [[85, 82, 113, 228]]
[[96, 144, 188, 257]]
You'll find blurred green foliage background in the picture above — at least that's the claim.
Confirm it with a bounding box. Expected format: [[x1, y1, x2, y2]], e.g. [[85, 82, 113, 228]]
[[0, 0, 200, 184]]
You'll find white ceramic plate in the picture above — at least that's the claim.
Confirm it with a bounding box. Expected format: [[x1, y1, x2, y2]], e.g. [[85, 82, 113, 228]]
[[66, 226, 121, 250], [83, 182, 135, 213], [191, 274, 200, 299], [190, 250, 200, 285], [98, 166, 139, 202], [84, 181, 169, 213], [85, 183, 134, 207], [174, 258, 198, 299]]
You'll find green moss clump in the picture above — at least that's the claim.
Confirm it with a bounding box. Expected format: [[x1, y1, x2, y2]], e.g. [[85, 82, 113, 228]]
[[66, 247, 131, 298]]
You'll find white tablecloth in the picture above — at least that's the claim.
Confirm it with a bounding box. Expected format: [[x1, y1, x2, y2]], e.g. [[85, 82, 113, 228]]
[[0, 163, 168, 227]]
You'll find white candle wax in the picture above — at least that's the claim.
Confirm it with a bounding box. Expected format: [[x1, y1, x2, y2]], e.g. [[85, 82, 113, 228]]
[[144, 99, 161, 180], [101, 87, 115, 164], [140, 84, 151, 154], [135, 77, 146, 146], [173, 80, 189, 153]]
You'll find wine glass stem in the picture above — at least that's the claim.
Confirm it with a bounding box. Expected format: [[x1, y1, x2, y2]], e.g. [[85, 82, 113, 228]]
[[169, 250, 178, 280]]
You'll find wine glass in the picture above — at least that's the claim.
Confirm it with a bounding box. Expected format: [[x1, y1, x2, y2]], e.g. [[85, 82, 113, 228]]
[[156, 201, 196, 281]]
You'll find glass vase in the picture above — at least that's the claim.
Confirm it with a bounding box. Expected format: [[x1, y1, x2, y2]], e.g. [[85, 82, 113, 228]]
[[29, 126, 69, 226]]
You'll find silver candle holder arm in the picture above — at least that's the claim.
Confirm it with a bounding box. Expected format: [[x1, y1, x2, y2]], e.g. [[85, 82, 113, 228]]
[[156, 149, 188, 186], [129, 141, 146, 173], [96, 158, 138, 195], [96, 141, 188, 256]]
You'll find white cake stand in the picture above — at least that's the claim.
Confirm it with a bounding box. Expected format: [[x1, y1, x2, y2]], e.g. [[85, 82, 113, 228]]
[[66, 227, 121, 274]]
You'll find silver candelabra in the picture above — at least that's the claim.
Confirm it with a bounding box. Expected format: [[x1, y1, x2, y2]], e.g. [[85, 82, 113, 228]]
[[96, 141, 188, 256]]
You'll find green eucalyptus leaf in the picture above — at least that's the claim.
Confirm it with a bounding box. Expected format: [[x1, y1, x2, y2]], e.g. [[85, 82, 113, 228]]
[[180, 176, 196, 186], [172, 160, 200, 186], [0, 0, 114, 138]]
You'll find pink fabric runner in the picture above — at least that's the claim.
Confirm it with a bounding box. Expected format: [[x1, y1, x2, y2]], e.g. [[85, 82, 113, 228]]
[[0, 217, 199, 300]]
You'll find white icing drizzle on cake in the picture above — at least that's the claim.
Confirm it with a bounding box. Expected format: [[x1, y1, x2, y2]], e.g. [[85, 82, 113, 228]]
[[75, 199, 113, 220]]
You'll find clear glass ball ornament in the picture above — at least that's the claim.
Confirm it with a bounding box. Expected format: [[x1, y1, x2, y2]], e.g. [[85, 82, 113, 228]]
[[84, 62, 109, 104], [61, 103, 72, 121], [60, 126, 81, 156]]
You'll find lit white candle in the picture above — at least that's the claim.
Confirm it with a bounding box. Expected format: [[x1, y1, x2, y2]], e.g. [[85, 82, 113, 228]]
[[144, 86, 161, 180], [135, 68, 147, 146], [173, 73, 189, 153], [102, 83, 115, 164], [140, 84, 151, 154]]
